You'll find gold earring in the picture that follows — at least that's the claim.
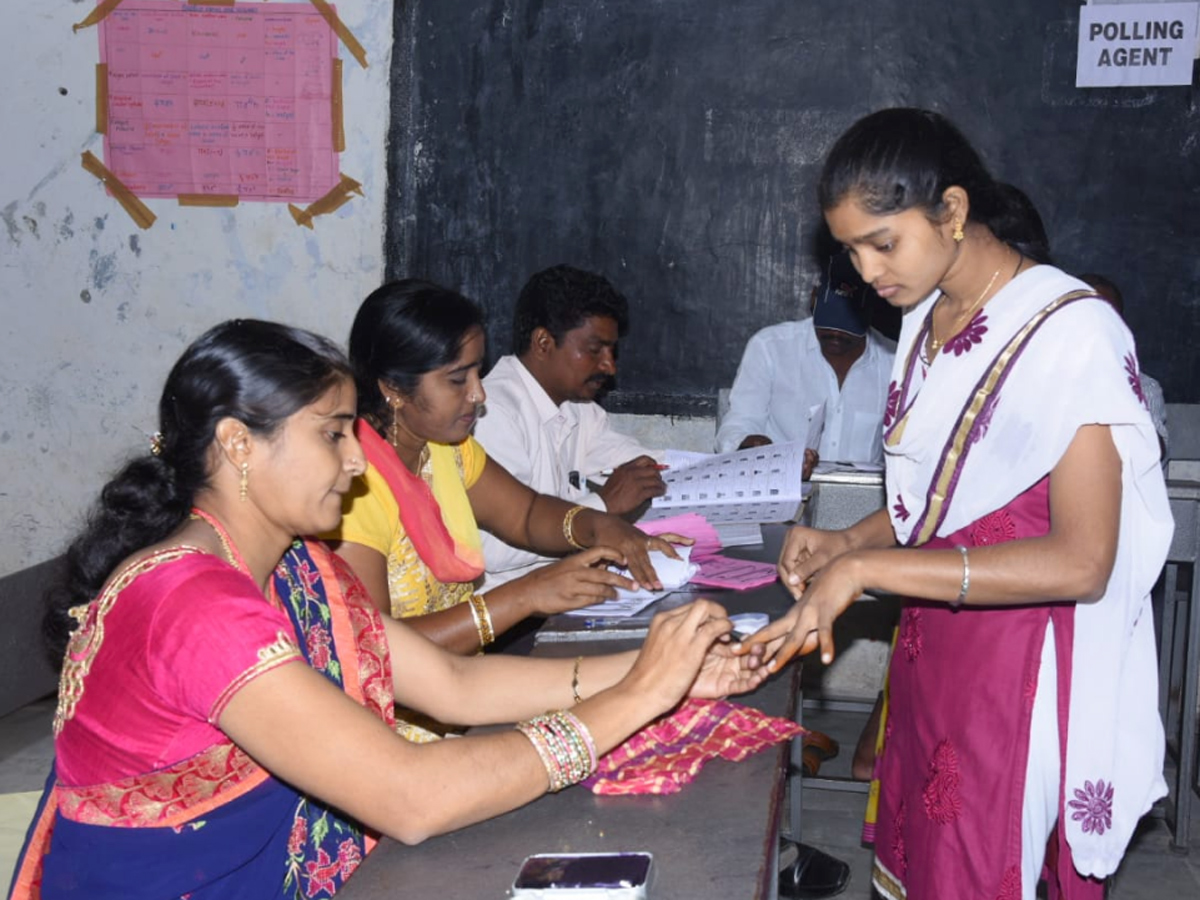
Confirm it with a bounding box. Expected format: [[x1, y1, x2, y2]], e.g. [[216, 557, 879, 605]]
[[239, 462, 249, 502], [952, 220, 965, 243], [390, 401, 402, 452]]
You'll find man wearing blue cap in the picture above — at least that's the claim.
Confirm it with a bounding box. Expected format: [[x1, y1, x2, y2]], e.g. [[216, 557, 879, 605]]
[[716, 252, 897, 471]]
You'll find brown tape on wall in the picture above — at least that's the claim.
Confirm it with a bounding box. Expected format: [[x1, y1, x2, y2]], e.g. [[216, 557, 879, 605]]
[[178, 194, 240, 207], [73, 0, 126, 33], [81, 151, 156, 230], [332, 59, 345, 153], [96, 65, 108, 135], [287, 173, 363, 229], [308, 0, 368, 69]]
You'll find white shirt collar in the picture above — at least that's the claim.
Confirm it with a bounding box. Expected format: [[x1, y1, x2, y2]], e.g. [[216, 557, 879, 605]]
[[512, 356, 576, 427]]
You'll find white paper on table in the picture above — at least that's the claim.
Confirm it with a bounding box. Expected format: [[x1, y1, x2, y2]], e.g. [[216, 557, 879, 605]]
[[565, 546, 698, 617]]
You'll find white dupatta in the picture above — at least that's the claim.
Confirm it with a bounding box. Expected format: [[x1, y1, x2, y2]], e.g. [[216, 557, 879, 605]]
[[883, 264, 1173, 877]]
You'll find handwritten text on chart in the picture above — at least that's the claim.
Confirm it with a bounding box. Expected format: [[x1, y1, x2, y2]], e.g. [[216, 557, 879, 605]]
[[99, 1, 339, 202]]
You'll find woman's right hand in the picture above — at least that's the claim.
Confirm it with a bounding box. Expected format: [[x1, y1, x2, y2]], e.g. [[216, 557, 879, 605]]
[[777, 525, 854, 600], [506, 546, 634, 616], [615, 600, 765, 715]]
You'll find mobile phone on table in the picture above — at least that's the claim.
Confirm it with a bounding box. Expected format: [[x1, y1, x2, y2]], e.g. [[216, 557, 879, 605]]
[[511, 851, 653, 898]]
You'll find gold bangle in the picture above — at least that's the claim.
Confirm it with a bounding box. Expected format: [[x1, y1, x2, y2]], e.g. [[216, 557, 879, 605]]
[[467, 593, 495, 647], [571, 656, 583, 704], [562, 505, 587, 550]]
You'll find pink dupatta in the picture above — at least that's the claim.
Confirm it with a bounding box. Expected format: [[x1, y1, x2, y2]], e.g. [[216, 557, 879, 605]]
[[356, 420, 484, 585]]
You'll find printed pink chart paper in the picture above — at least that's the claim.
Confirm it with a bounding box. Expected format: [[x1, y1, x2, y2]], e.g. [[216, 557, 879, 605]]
[[98, 1, 339, 202]]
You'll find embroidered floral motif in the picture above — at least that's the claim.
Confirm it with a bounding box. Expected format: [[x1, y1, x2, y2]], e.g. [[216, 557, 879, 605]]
[[969, 509, 1017, 546], [968, 395, 999, 447], [900, 609, 923, 662], [943, 312, 988, 357], [893, 495, 910, 522], [1068, 779, 1114, 835], [328, 552, 396, 726], [1124, 354, 1147, 408], [996, 865, 1021, 900], [277, 556, 342, 683], [296, 557, 320, 595], [303, 847, 339, 897], [884, 381, 900, 427], [306, 623, 333, 671], [57, 742, 266, 828], [337, 838, 363, 879], [272, 546, 378, 899], [922, 739, 963, 824], [891, 800, 908, 878], [288, 813, 308, 857]]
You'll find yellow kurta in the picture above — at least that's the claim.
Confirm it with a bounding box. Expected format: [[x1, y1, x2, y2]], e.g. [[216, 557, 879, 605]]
[[328, 437, 488, 619]]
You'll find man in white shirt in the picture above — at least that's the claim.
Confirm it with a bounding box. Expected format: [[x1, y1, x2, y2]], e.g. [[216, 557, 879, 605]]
[[474, 265, 666, 588], [716, 253, 897, 469]]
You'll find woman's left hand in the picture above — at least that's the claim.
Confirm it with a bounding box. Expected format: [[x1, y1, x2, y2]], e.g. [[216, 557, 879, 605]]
[[587, 516, 692, 590], [689, 639, 770, 699], [739, 553, 863, 671]]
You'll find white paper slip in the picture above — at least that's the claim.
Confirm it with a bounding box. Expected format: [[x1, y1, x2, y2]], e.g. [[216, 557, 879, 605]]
[[565, 547, 698, 617]]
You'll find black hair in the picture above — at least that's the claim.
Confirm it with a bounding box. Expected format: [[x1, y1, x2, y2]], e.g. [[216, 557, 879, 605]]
[[45, 320, 351, 662], [991, 183, 1054, 266], [1079, 273, 1124, 316], [818, 108, 1052, 264], [348, 279, 485, 427], [512, 265, 630, 355]]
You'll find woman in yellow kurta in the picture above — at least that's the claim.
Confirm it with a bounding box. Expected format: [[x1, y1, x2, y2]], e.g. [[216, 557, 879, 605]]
[[325, 279, 679, 657], [333, 433, 488, 619]]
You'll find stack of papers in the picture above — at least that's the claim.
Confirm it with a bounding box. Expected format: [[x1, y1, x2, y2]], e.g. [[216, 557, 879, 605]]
[[565, 513, 779, 620], [642, 443, 812, 524]]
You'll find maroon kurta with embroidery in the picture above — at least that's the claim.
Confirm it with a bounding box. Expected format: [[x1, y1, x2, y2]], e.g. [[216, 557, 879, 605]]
[[871, 478, 1100, 900]]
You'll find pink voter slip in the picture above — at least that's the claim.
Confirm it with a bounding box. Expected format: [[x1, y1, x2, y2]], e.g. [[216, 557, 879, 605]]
[[690, 555, 779, 590]]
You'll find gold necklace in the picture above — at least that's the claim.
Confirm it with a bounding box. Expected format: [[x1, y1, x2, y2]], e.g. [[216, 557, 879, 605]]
[[928, 266, 1001, 355], [189, 508, 244, 572]]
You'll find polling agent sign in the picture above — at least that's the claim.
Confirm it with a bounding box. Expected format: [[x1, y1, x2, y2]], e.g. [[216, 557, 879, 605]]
[[1077, 2, 1199, 87]]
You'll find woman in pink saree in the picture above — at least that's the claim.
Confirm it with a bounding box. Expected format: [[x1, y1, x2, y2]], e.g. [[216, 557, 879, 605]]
[[747, 109, 1172, 899], [10, 319, 766, 900]]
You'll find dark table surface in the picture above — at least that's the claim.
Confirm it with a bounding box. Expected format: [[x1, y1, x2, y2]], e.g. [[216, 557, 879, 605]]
[[339, 526, 802, 900]]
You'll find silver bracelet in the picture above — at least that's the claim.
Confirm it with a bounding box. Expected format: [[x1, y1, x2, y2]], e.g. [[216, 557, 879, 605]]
[[952, 545, 969, 608]]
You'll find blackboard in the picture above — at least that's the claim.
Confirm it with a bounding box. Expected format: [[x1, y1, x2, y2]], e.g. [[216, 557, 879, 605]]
[[386, 0, 1200, 414]]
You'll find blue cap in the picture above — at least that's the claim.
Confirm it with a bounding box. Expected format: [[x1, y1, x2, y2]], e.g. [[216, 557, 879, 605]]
[[812, 253, 871, 337]]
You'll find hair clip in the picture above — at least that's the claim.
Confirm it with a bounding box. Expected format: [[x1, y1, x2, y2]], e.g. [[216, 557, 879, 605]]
[[149, 431, 164, 456]]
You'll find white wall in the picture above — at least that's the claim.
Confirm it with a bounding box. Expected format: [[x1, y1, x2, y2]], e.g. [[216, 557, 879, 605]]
[[0, 2, 392, 575]]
